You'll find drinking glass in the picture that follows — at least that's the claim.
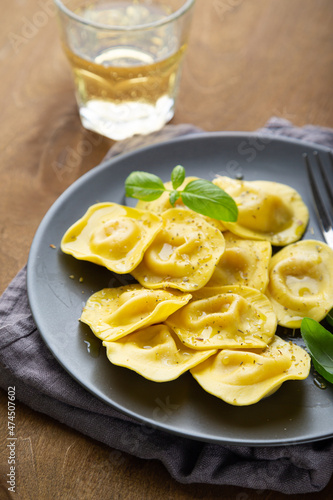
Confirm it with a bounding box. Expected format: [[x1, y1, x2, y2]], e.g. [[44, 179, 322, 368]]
[[54, 0, 196, 140]]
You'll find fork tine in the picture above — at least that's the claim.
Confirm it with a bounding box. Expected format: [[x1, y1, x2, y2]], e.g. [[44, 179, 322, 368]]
[[304, 152, 333, 248], [314, 151, 333, 212], [327, 149, 333, 173]]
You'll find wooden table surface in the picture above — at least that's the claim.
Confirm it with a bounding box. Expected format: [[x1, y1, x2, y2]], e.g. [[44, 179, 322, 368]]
[[1, 0, 333, 498]]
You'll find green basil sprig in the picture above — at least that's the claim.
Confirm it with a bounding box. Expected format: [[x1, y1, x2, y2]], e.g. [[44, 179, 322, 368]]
[[125, 165, 238, 222], [300, 317, 333, 384]]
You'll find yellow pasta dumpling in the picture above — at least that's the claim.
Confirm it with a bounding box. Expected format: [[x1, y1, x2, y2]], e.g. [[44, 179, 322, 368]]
[[103, 324, 216, 382], [213, 177, 309, 246], [265, 240, 333, 328], [207, 232, 271, 292], [131, 208, 226, 292], [136, 177, 225, 231], [191, 335, 310, 406], [80, 284, 192, 341], [61, 202, 163, 274], [166, 285, 277, 350]]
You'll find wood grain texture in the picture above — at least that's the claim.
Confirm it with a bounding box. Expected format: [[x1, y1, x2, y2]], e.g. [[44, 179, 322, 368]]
[[1, 0, 333, 498]]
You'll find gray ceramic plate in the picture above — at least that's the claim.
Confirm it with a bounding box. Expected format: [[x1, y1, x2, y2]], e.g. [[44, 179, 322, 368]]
[[27, 132, 333, 446]]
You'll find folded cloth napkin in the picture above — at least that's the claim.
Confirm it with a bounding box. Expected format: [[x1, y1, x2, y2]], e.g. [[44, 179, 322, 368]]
[[1, 118, 333, 495]]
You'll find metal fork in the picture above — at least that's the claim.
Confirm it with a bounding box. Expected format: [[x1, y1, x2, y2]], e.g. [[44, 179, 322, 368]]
[[303, 151, 333, 248]]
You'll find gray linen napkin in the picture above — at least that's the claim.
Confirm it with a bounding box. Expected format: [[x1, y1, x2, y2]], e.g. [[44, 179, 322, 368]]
[[1, 118, 333, 495]]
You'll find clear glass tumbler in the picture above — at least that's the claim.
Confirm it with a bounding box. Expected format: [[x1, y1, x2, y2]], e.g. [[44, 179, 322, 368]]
[[54, 0, 196, 140]]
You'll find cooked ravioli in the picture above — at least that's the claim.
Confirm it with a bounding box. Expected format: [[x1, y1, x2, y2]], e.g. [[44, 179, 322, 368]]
[[166, 285, 277, 350], [103, 324, 216, 382], [136, 176, 225, 231], [131, 208, 226, 291], [265, 240, 333, 328], [207, 232, 271, 292], [191, 335, 310, 406], [61, 202, 162, 274], [213, 177, 309, 245], [80, 284, 192, 341]]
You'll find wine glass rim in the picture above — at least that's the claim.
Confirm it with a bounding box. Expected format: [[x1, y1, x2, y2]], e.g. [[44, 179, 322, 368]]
[[53, 0, 196, 31]]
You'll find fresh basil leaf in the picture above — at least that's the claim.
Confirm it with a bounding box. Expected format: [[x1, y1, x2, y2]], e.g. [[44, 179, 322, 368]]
[[181, 179, 238, 221], [169, 190, 180, 206], [311, 358, 332, 383], [171, 165, 185, 190], [301, 317, 333, 384], [125, 171, 166, 201]]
